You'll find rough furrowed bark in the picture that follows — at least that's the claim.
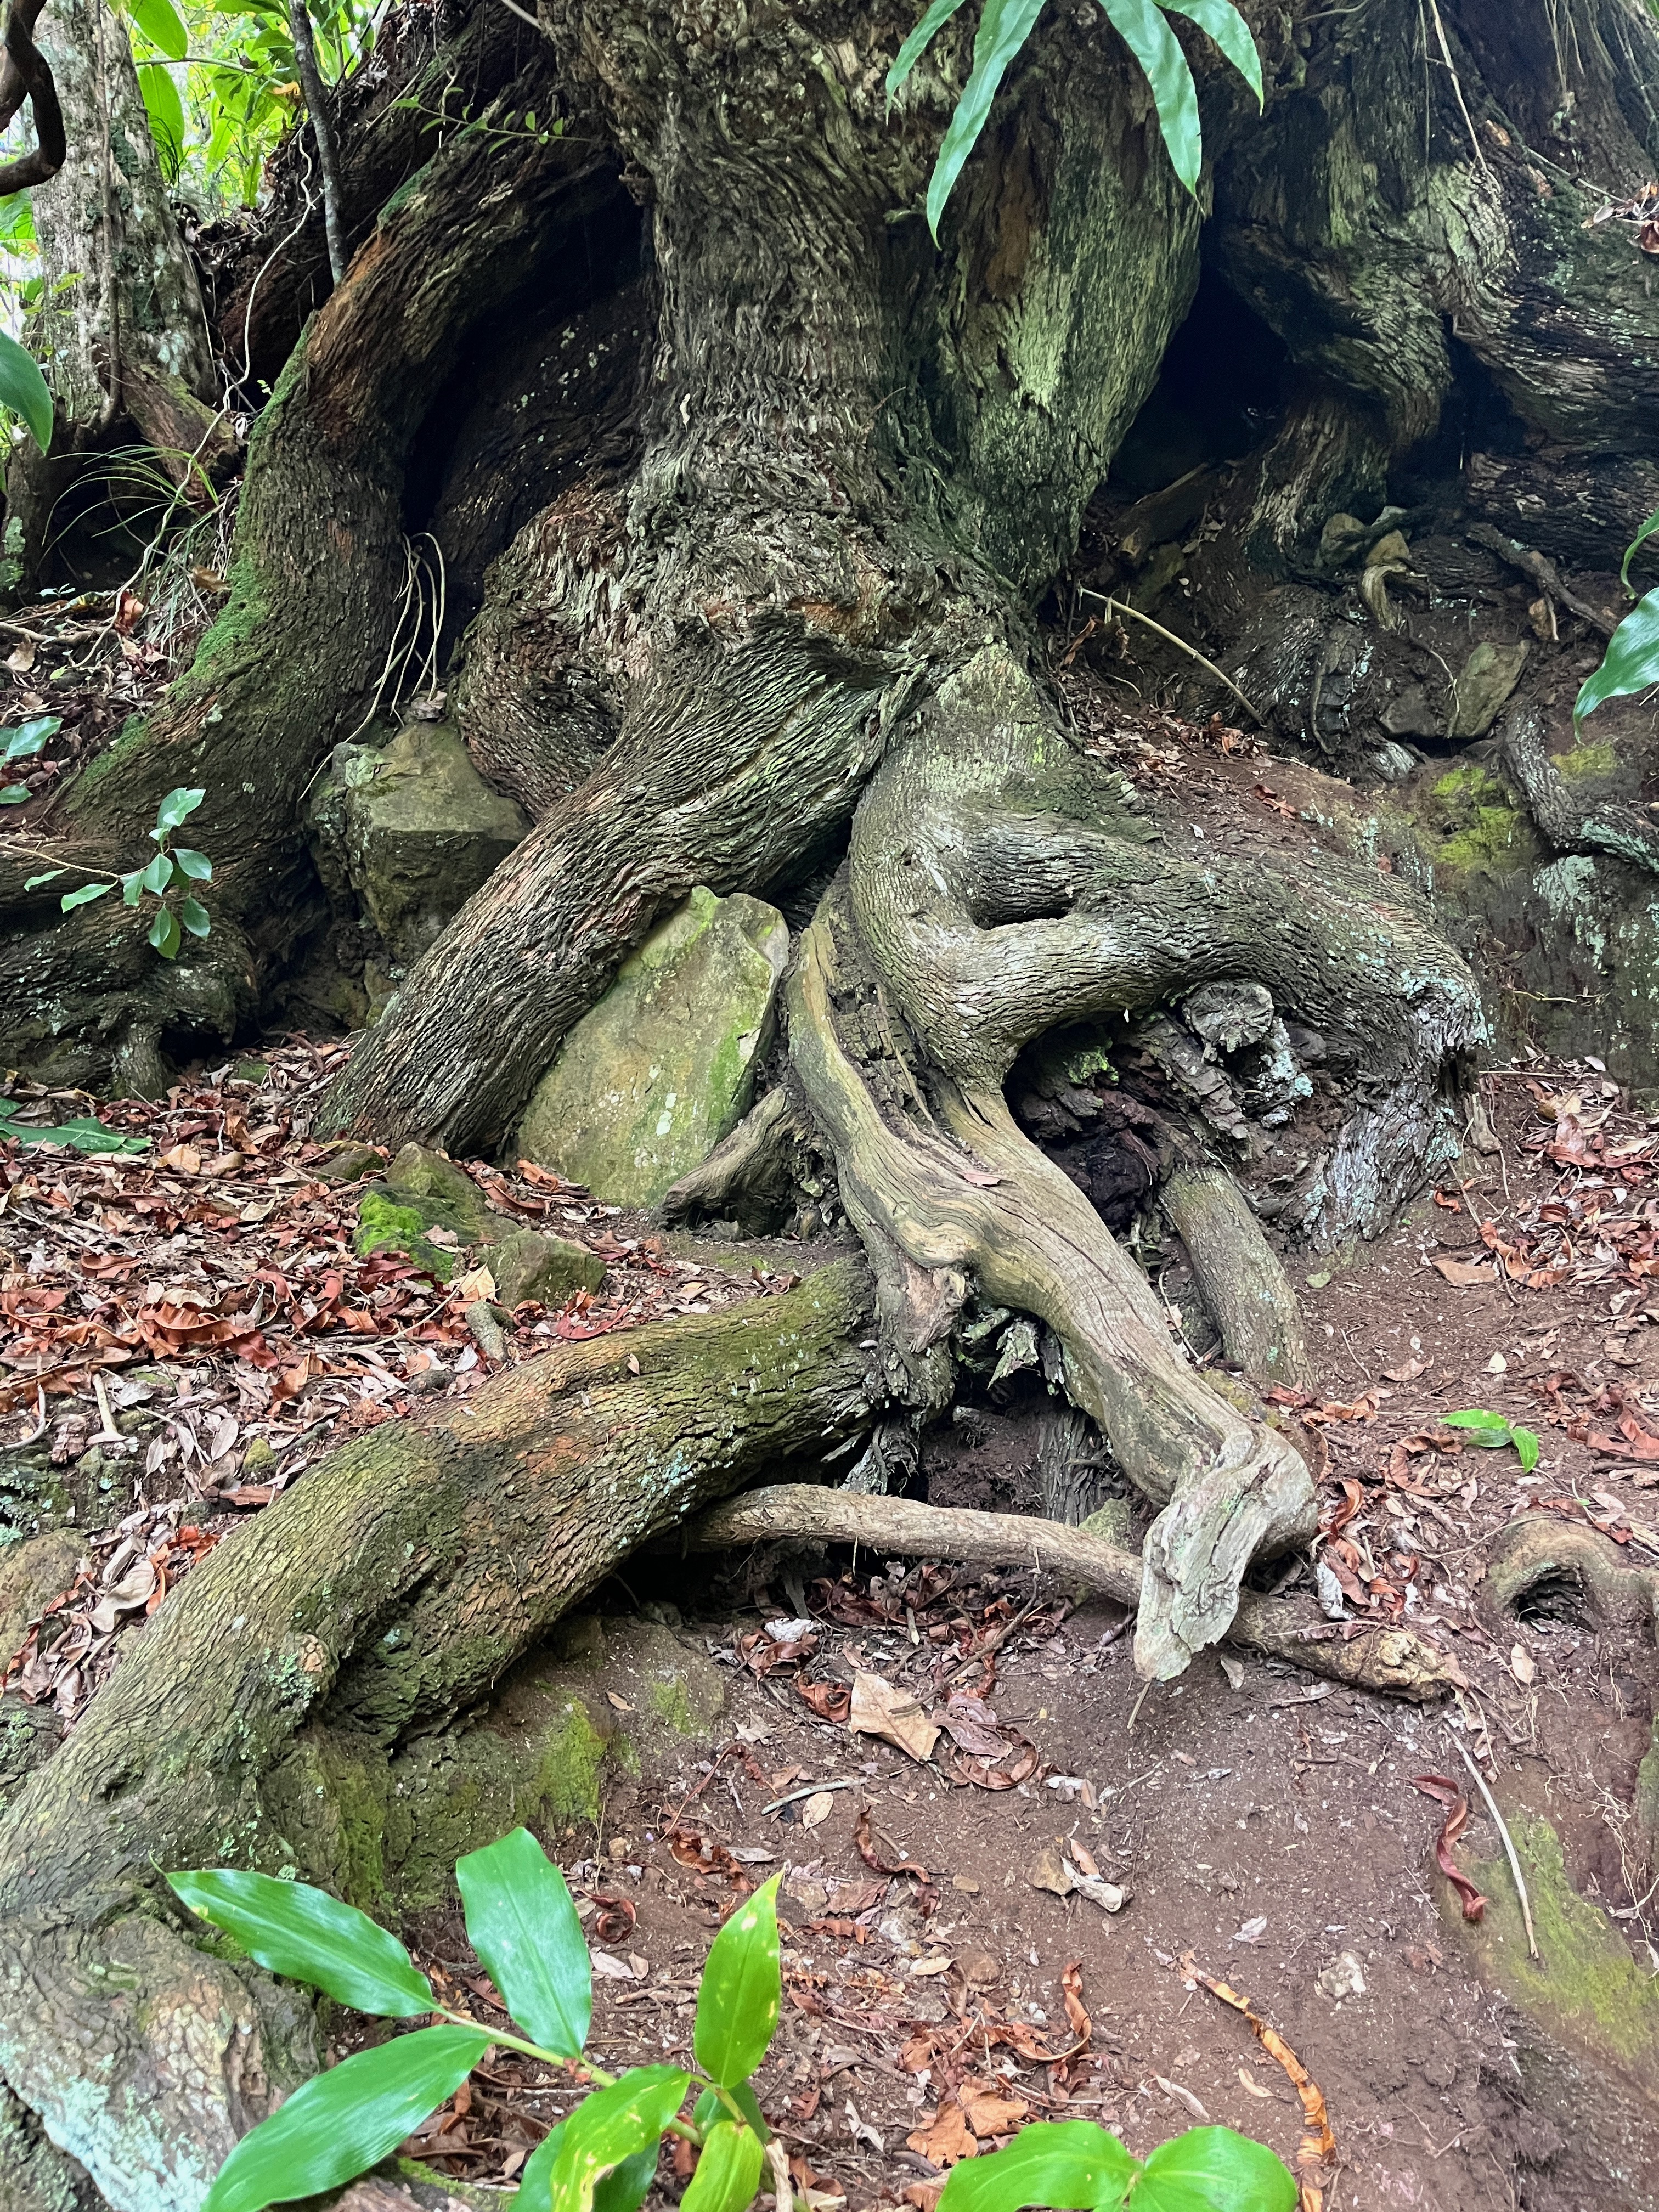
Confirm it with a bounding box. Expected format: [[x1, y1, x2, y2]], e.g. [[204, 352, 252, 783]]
[[1160, 1157, 1314, 1391], [679, 1485, 1461, 1700], [0, 1262, 874, 2212]]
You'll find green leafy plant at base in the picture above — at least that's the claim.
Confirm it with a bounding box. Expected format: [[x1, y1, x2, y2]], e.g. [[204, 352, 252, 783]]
[[18, 784, 212, 961], [1443, 1407, 1541, 1471], [170, 1827, 1295, 2212], [0, 714, 62, 805], [1576, 504, 1659, 727], [889, 0, 1261, 238], [0, 327, 54, 450]]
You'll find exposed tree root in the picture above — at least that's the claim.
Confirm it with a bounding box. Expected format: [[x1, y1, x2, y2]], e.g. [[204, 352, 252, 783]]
[[679, 1484, 1460, 1700], [1160, 1158, 1314, 1391], [1479, 1515, 1659, 1639], [1503, 703, 1659, 878], [0, 1265, 872, 2212]]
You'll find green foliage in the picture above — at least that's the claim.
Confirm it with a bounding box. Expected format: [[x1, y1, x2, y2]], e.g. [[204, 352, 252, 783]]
[[0, 715, 61, 806], [1443, 1407, 1541, 1471], [35, 785, 213, 962], [1577, 506, 1659, 727], [173, 1829, 1289, 2212], [0, 330, 53, 450], [0, 1103, 148, 1153], [889, 0, 1260, 235]]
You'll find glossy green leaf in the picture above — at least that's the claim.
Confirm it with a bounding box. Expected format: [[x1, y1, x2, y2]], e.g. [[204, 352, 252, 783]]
[[1442, 1409, 1511, 1433], [167, 1867, 437, 2017], [181, 895, 212, 938], [546, 2067, 690, 2212], [0, 329, 53, 451], [455, 1827, 591, 2058], [1576, 587, 1659, 726], [138, 59, 186, 169], [1511, 1425, 1540, 1472], [153, 785, 206, 836], [937, 2119, 1138, 2211], [516, 2126, 657, 2212], [60, 879, 115, 911], [120, 869, 145, 907], [0, 1104, 146, 1153], [887, 0, 970, 98], [149, 905, 182, 958], [924, 0, 1048, 238], [1130, 2126, 1296, 2210], [1156, 0, 1261, 106], [1622, 507, 1659, 592], [1099, 0, 1201, 191], [200, 2023, 487, 2212], [0, 785, 26, 804], [3, 715, 61, 762], [172, 846, 212, 879], [681, 2119, 766, 2212], [692, 2083, 769, 2140], [24, 870, 64, 888], [140, 850, 174, 895], [694, 1875, 781, 2088], [128, 0, 189, 58]]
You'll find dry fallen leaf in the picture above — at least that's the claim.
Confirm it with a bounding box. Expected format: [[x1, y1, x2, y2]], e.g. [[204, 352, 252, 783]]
[[1028, 1842, 1074, 1898], [1510, 1643, 1537, 1686], [1153, 2076, 1210, 2123], [606, 1691, 635, 1712], [1382, 1355, 1430, 1382], [590, 1951, 637, 1980], [906, 2100, 976, 2168], [1237, 2067, 1277, 2101], [960, 2080, 1030, 2136], [848, 1669, 940, 1762], [800, 1790, 836, 1831], [909, 1953, 953, 1978], [1430, 1254, 1494, 1286]]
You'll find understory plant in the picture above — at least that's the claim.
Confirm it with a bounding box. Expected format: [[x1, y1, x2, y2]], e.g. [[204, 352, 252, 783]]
[[1442, 1406, 1541, 1470], [171, 1826, 1296, 2211], [20, 781, 212, 958], [1576, 505, 1659, 726]]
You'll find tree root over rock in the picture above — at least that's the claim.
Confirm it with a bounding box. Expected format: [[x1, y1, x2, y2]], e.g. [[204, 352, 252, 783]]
[[0, 1263, 873, 2212], [679, 1484, 1460, 1701]]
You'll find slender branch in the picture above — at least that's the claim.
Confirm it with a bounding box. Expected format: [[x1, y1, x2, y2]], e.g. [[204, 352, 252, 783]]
[[285, 0, 347, 285], [1449, 1733, 1541, 1961], [1078, 589, 1266, 729]]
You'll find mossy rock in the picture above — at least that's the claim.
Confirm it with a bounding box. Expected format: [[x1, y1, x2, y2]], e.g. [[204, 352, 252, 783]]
[[0, 1526, 83, 1656], [518, 886, 789, 1205], [489, 1226, 606, 1307], [353, 1190, 468, 1283]]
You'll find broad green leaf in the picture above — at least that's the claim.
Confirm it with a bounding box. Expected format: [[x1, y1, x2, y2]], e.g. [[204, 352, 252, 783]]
[[1098, 0, 1201, 191], [181, 895, 212, 938], [516, 2126, 657, 2212], [60, 879, 115, 910], [0, 329, 53, 451], [1157, 0, 1261, 106], [24, 870, 64, 888], [938, 2119, 1139, 2211], [888, 0, 971, 98], [121, 868, 145, 907], [172, 845, 212, 880], [3, 715, 61, 761], [1511, 1425, 1541, 1472], [0, 785, 26, 804], [924, 0, 1049, 238], [128, 0, 188, 58], [694, 1875, 781, 2087], [1622, 507, 1659, 592], [140, 850, 174, 895], [167, 1867, 437, 2017], [681, 2119, 766, 2212], [547, 2068, 690, 2212], [149, 905, 182, 958], [0, 1104, 147, 1153], [138, 59, 186, 170], [692, 2083, 769, 2140], [1441, 1409, 1511, 1432], [200, 2023, 487, 2212], [153, 785, 205, 835], [455, 1827, 591, 2058], [1576, 588, 1659, 726], [1130, 2126, 1296, 2211]]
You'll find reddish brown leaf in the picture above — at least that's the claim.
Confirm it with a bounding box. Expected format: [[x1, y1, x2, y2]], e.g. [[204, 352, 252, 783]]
[[1411, 1774, 1489, 1922]]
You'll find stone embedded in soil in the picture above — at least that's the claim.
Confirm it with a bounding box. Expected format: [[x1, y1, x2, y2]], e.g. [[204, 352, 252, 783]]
[[352, 1143, 498, 1281], [517, 885, 790, 1205], [488, 1225, 605, 1307]]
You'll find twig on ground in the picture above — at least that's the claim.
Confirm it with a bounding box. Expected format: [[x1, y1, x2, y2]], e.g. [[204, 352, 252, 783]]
[[1450, 1731, 1540, 1960], [1078, 589, 1267, 728]]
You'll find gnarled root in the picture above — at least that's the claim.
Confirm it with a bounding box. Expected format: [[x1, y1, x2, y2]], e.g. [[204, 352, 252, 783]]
[[1479, 1515, 1659, 1639], [680, 1485, 1459, 1699], [0, 1265, 872, 2211], [1161, 1156, 1314, 1391]]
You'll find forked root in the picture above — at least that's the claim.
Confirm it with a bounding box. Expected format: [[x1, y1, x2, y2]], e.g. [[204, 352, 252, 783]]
[[679, 1485, 1459, 1698]]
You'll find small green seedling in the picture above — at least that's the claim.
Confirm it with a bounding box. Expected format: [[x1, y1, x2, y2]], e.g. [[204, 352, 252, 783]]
[[24, 783, 213, 960], [1442, 1407, 1540, 1471], [0, 714, 62, 804], [1576, 504, 1659, 727], [170, 1827, 1296, 2212]]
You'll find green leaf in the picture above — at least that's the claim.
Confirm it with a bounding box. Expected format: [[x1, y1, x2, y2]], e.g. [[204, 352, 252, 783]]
[[1156, 0, 1261, 105], [138, 59, 186, 170], [180, 895, 212, 938], [1098, 0, 1202, 191], [149, 905, 182, 958], [1441, 1408, 1512, 1432], [546, 2067, 690, 2212], [0, 1104, 147, 1154], [692, 2084, 769, 2140], [3, 715, 61, 761], [938, 2119, 1139, 2211], [1511, 1425, 1541, 1472], [167, 1867, 437, 2017], [120, 869, 145, 907], [455, 1827, 591, 2059], [171, 845, 212, 879], [0, 785, 26, 804], [1622, 507, 1659, 594], [924, 0, 1048, 239], [887, 0, 971, 98], [60, 879, 115, 910], [0, 329, 53, 451], [1576, 587, 1659, 727], [200, 2023, 487, 2212], [1130, 2126, 1296, 2210], [681, 2119, 766, 2212], [516, 2128, 657, 2212], [128, 0, 188, 57], [140, 850, 174, 895], [24, 870, 64, 888], [153, 785, 206, 836], [694, 1874, 782, 2088]]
